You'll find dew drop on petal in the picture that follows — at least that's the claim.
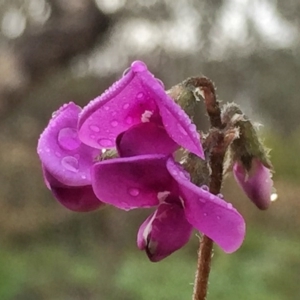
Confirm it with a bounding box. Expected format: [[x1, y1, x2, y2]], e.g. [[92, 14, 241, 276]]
[[203, 212, 207, 217], [227, 203, 233, 209], [123, 103, 129, 109], [81, 174, 86, 179], [199, 198, 206, 203], [125, 116, 133, 125], [136, 92, 144, 99], [132, 61, 147, 72], [55, 151, 61, 157], [98, 139, 113, 147], [201, 185, 209, 191], [122, 67, 130, 76], [89, 125, 100, 132], [128, 188, 140, 197], [90, 134, 96, 139], [61, 156, 79, 173], [46, 148, 50, 153], [104, 106, 110, 111], [58, 127, 80, 151], [156, 78, 165, 88], [178, 125, 188, 136], [217, 216, 221, 220], [209, 194, 214, 200], [217, 193, 224, 199], [111, 120, 118, 127], [189, 123, 197, 131]]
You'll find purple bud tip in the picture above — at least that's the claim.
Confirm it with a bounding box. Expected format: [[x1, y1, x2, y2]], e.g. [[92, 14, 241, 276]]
[[233, 159, 273, 210]]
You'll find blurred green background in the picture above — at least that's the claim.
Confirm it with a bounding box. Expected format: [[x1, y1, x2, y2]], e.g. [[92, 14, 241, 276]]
[[0, 0, 299, 299]]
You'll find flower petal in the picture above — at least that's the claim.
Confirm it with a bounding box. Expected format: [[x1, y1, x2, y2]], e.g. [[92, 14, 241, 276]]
[[37, 102, 99, 186], [135, 61, 204, 158], [91, 155, 174, 210], [233, 159, 273, 210], [78, 62, 159, 149], [137, 200, 193, 262], [78, 61, 204, 159], [116, 123, 178, 157], [43, 167, 103, 212], [166, 158, 245, 253]]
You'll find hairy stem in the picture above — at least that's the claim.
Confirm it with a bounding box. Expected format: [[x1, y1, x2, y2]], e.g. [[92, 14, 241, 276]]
[[189, 77, 225, 300], [168, 77, 228, 300]]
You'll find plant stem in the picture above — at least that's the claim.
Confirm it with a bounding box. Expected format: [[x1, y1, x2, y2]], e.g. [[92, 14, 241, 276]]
[[190, 77, 225, 300], [168, 77, 228, 300]]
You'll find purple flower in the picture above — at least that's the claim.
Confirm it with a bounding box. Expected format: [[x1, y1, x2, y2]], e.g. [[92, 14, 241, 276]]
[[77, 61, 204, 159], [37, 60, 245, 261], [37, 102, 103, 212], [92, 154, 245, 261], [37, 60, 204, 211], [233, 158, 273, 210]]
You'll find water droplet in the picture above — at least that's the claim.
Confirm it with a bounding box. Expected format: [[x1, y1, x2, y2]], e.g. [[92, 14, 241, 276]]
[[156, 78, 165, 88], [136, 92, 144, 99], [98, 139, 113, 147], [199, 198, 206, 203], [61, 156, 79, 172], [89, 125, 100, 132], [189, 124, 197, 131], [90, 134, 96, 139], [122, 67, 130, 76], [201, 185, 209, 191], [58, 127, 80, 151], [81, 174, 87, 179], [46, 148, 50, 153], [209, 194, 214, 200], [217, 193, 224, 199], [217, 216, 221, 220], [55, 151, 61, 157], [131, 61, 147, 72], [177, 124, 187, 136], [203, 213, 207, 217], [125, 116, 133, 124], [128, 188, 140, 197], [104, 106, 109, 111], [111, 120, 118, 127], [123, 103, 129, 109], [270, 193, 278, 202], [51, 112, 57, 118], [227, 203, 233, 209]]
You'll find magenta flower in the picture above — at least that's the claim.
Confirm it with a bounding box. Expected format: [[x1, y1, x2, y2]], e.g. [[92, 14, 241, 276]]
[[37, 60, 204, 211], [37, 102, 103, 212], [91, 125, 245, 261], [77, 61, 204, 159], [233, 159, 273, 210], [37, 60, 245, 261], [92, 154, 245, 261]]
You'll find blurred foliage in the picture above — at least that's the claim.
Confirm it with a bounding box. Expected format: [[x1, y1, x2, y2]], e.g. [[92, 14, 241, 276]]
[[0, 0, 299, 299]]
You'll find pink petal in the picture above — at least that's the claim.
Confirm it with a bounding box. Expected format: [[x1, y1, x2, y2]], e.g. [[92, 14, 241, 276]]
[[134, 61, 204, 159], [116, 123, 178, 157], [78, 61, 204, 158], [233, 159, 273, 210], [91, 155, 174, 210], [166, 158, 245, 253], [78, 63, 159, 149], [43, 167, 103, 212], [37, 102, 99, 186], [137, 200, 193, 262]]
